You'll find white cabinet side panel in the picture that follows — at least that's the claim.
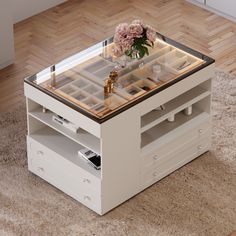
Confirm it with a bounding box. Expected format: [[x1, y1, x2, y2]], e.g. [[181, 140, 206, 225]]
[[100, 106, 140, 214]]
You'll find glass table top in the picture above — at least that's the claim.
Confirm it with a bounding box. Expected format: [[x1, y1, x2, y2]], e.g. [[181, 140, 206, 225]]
[[25, 33, 214, 123]]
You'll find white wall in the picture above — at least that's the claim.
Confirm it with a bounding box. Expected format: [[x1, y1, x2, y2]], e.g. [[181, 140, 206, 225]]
[[187, 0, 236, 22], [0, 0, 66, 69], [207, 0, 236, 19], [0, 2, 15, 69], [10, 0, 66, 23]]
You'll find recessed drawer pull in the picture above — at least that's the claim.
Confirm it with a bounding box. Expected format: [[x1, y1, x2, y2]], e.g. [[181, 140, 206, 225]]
[[198, 129, 203, 134], [36, 150, 44, 156], [153, 155, 158, 160], [153, 172, 158, 177], [83, 178, 91, 184], [84, 195, 91, 201], [37, 167, 45, 173], [198, 145, 203, 150]]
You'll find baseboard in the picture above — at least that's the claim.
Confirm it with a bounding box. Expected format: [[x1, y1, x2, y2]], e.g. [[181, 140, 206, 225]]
[[187, 0, 236, 23], [0, 59, 14, 70]]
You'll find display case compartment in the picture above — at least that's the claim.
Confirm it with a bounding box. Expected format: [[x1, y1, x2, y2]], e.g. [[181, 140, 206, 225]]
[[170, 55, 199, 73], [144, 45, 173, 63], [117, 74, 141, 89], [56, 83, 78, 95], [70, 90, 88, 101], [132, 60, 174, 84], [84, 84, 102, 94], [124, 84, 145, 98], [83, 57, 110, 73], [156, 49, 201, 75], [103, 94, 127, 109], [82, 96, 103, 110], [71, 77, 89, 88], [93, 65, 115, 79], [134, 79, 156, 92], [94, 91, 105, 100], [42, 73, 74, 90], [149, 63, 174, 82], [157, 49, 186, 65], [79, 56, 116, 84]]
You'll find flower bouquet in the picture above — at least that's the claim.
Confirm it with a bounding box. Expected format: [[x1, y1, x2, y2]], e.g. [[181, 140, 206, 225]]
[[113, 20, 156, 60]]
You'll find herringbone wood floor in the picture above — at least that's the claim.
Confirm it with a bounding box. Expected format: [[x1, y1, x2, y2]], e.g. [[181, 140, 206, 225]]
[[0, 0, 236, 111]]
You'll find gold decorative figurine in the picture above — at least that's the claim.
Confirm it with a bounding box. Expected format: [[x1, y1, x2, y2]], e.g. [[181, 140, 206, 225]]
[[104, 70, 118, 97]]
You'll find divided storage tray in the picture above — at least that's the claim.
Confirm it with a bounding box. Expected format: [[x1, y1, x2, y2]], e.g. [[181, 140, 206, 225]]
[[34, 37, 204, 120]]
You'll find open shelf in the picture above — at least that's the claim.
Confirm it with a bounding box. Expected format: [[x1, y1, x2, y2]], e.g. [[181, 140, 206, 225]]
[[141, 85, 211, 133], [141, 107, 209, 153], [29, 126, 101, 178], [29, 108, 100, 155]]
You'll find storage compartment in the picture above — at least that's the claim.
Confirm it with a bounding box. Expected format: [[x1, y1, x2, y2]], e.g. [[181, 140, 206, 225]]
[[84, 84, 101, 94], [82, 96, 102, 109], [141, 82, 211, 133], [71, 77, 89, 88], [117, 74, 141, 89], [28, 106, 101, 155], [141, 108, 209, 152], [58, 83, 77, 95], [71, 90, 88, 101], [27, 126, 101, 178], [156, 49, 200, 75]]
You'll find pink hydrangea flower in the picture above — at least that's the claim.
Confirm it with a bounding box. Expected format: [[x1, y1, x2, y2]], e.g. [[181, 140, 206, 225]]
[[128, 23, 143, 38], [131, 19, 145, 27], [113, 20, 157, 58], [146, 26, 156, 43]]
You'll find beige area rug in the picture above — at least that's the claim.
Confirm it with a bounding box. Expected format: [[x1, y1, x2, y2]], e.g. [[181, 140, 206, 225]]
[[0, 71, 236, 236]]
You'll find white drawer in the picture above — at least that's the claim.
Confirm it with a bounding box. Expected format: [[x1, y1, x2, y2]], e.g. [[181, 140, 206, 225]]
[[142, 118, 211, 168], [142, 135, 210, 189], [27, 136, 101, 213]]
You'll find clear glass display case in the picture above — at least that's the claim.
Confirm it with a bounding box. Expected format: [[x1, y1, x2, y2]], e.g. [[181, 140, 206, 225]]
[[25, 33, 214, 122]]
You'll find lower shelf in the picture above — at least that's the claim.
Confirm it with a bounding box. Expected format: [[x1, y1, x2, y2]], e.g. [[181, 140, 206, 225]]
[[141, 108, 210, 153], [29, 108, 100, 155], [28, 126, 101, 179]]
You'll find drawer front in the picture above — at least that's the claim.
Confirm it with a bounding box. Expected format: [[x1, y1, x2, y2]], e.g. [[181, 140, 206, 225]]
[[141, 135, 211, 189], [142, 118, 211, 167], [27, 136, 101, 212]]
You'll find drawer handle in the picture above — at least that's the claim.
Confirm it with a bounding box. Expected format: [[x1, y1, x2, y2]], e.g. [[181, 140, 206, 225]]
[[153, 172, 158, 177], [153, 155, 158, 160], [83, 178, 91, 184], [84, 195, 91, 201], [198, 129, 203, 134], [36, 150, 44, 156], [198, 145, 203, 150], [37, 167, 44, 173]]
